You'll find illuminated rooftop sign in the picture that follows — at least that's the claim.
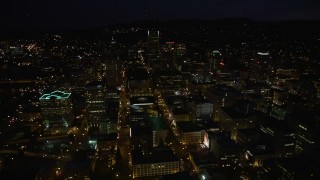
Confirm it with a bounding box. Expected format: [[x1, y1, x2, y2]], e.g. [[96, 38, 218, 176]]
[[39, 91, 71, 100], [257, 52, 270, 56], [211, 50, 221, 56]]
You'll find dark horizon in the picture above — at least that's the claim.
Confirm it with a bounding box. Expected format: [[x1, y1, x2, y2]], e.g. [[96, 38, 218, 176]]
[[3, 17, 320, 37], [2, 0, 320, 33]]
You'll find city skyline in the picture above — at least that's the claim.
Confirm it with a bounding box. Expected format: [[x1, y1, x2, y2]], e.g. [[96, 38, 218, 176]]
[[1, 2, 320, 179]]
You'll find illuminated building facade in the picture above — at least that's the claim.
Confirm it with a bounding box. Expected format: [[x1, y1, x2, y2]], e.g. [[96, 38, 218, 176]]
[[132, 161, 180, 178], [106, 57, 121, 86], [155, 68, 189, 97], [101, 101, 119, 134], [147, 30, 160, 66], [207, 50, 224, 74], [131, 147, 180, 178], [85, 82, 107, 133], [39, 90, 73, 134], [177, 122, 205, 145]]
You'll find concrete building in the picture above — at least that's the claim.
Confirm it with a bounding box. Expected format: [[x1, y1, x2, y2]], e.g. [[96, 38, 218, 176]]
[[190, 95, 213, 121], [177, 121, 204, 145], [218, 105, 256, 140], [171, 108, 191, 122], [131, 146, 180, 178], [106, 58, 121, 87], [206, 132, 242, 167]]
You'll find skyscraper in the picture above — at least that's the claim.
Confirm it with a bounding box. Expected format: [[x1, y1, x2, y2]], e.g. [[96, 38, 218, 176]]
[[85, 82, 107, 133], [39, 90, 73, 134], [85, 82, 118, 135], [207, 50, 223, 74], [147, 30, 160, 66], [106, 57, 121, 87]]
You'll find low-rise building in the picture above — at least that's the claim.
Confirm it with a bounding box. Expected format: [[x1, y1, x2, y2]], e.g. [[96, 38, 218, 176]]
[[131, 146, 180, 178]]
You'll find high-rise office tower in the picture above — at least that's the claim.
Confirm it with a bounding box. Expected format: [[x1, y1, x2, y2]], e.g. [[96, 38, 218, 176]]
[[207, 50, 224, 74], [85, 82, 118, 135], [147, 30, 160, 66], [106, 57, 121, 87], [39, 90, 73, 134], [85, 82, 107, 133]]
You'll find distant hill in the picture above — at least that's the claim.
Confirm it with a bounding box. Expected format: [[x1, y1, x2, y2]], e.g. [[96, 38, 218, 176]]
[[1, 18, 320, 40]]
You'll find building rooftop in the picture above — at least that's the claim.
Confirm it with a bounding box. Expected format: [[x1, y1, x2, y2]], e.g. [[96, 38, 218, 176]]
[[190, 95, 211, 104], [132, 146, 179, 164], [247, 143, 275, 156], [149, 116, 168, 131], [277, 157, 316, 178], [204, 167, 237, 180], [128, 67, 149, 80], [176, 121, 203, 132], [213, 133, 241, 150], [165, 95, 187, 107], [261, 116, 293, 134], [131, 121, 153, 136], [208, 84, 241, 97], [98, 133, 118, 141], [238, 128, 260, 137], [162, 172, 193, 179], [191, 148, 217, 167], [65, 159, 91, 170], [154, 68, 182, 77], [212, 50, 221, 56], [220, 106, 250, 119], [171, 107, 189, 115], [85, 81, 105, 89], [245, 80, 270, 90], [200, 120, 220, 131], [39, 90, 71, 100], [130, 96, 155, 106]]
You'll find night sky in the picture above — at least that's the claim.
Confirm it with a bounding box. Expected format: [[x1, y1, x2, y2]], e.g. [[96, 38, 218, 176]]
[[2, 0, 320, 31]]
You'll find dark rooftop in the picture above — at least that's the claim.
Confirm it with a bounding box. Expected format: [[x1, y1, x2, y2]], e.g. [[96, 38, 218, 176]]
[[177, 121, 203, 132], [98, 133, 118, 141], [238, 128, 260, 137], [85, 81, 105, 89], [132, 146, 179, 164], [130, 96, 155, 106], [190, 95, 211, 104], [220, 106, 249, 119], [171, 107, 189, 115], [213, 133, 241, 150], [128, 67, 149, 80], [131, 121, 153, 136], [208, 84, 241, 97], [149, 116, 168, 131]]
